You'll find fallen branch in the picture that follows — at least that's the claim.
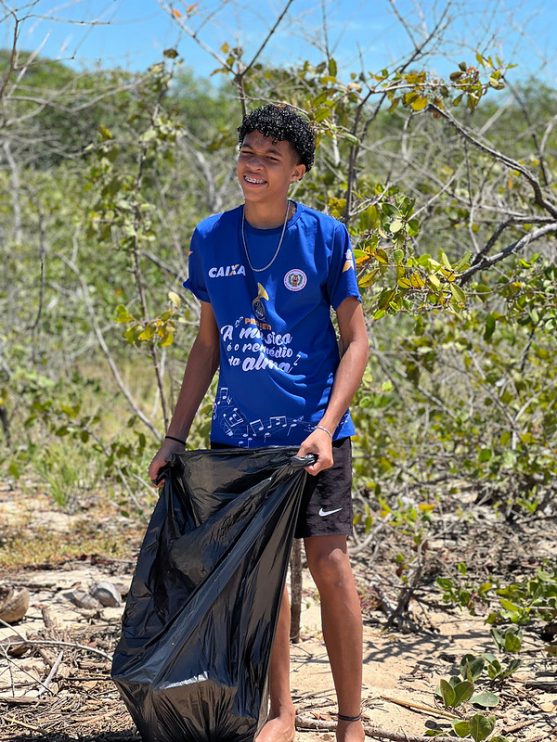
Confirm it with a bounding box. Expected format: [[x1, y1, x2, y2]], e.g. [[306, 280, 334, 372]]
[[37, 650, 63, 697], [524, 680, 557, 690], [504, 716, 540, 734], [295, 714, 456, 741], [0, 713, 43, 733], [379, 694, 457, 720], [1, 638, 111, 663]]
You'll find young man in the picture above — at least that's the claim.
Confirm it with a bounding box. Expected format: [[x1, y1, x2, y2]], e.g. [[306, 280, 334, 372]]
[[149, 104, 369, 742]]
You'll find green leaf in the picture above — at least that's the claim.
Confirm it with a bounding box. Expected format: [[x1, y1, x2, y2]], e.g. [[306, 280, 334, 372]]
[[411, 95, 428, 111], [98, 125, 113, 141], [484, 313, 496, 341], [362, 204, 379, 229], [353, 248, 370, 263], [168, 291, 181, 307], [452, 720, 471, 737], [138, 324, 155, 341], [115, 304, 134, 323], [469, 714, 496, 742], [439, 250, 452, 268], [450, 283, 466, 305], [390, 219, 404, 233], [439, 678, 457, 707], [499, 598, 521, 613], [460, 655, 485, 681], [375, 248, 389, 264], [406, 218, 420, 236], [163, 48, 179, 58], [453, 680, 475, 706], [8, 459, 22, 478], [504, 630, 522, 653], [358, 270, 380, 289], [470, 691, 499, 708], [159, 331, 175, 347], [393, 248, 404, 263], [328, 57, 338, 77]]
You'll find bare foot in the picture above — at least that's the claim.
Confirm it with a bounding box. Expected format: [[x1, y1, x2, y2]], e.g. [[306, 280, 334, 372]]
[[336, 717, 365, 741], [255, 705, 296, 742]]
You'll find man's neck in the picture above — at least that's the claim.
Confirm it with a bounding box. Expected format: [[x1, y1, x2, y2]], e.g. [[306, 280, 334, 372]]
[[243, 199, 291, 229]]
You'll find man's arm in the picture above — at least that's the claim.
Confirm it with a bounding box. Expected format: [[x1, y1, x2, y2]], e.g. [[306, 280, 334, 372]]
[[296, 296, 369, 475], [149, 301, 220, 484]]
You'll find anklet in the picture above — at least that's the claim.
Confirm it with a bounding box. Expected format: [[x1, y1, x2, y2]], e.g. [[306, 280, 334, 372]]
[[337, 712, 361, 722]]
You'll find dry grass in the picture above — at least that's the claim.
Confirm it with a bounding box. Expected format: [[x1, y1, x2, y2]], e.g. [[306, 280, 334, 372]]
[[0, 526, 139, 570], [0, 484, 147, 571]]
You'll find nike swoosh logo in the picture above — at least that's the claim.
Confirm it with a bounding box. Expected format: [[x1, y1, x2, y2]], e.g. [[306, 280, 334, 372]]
[[318, 507, 342, 517]]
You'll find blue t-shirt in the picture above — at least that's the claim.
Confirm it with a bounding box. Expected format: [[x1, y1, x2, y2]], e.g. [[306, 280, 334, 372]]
[[183, 202, 361, 447]]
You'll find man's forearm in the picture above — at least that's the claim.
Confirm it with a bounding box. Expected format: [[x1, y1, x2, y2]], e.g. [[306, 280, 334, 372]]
[[166, 336, 220, 441], [319, 337, 369, 434]]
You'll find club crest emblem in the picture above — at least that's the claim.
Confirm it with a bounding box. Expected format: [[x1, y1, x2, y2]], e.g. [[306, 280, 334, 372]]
[[284, 269, 307, 292]]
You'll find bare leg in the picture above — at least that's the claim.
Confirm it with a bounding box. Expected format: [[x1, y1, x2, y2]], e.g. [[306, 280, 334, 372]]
[[255, 585, 296, 742], [305, 535, 365, 742]]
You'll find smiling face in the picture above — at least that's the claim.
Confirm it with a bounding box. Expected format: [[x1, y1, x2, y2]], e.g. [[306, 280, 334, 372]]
[[236, 130, 306, 208]]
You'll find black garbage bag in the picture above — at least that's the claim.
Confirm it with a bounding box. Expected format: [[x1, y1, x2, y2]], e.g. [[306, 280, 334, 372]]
[[112, 447, 311, 742]]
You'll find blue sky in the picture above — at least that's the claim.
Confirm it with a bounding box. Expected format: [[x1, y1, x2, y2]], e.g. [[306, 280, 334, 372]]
[[4, 0, 557, 85]]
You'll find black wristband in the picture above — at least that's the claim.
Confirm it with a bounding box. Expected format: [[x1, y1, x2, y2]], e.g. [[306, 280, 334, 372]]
[[165, 434, 186, 445]]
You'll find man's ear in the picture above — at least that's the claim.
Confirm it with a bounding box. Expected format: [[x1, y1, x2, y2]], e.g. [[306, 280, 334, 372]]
[[291, 163, 306, 183]]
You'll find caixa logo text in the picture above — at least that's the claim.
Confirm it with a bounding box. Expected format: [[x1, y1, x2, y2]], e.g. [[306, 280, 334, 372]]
[[208, 264, 246, 278]]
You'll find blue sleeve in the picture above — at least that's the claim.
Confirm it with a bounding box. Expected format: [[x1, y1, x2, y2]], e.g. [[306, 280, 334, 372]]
[[327, 222, 362, 310], [183, 228, 210, 303]]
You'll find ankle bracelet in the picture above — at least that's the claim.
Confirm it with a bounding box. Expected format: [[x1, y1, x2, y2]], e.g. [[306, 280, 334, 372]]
[[337, 712, 361, 722]]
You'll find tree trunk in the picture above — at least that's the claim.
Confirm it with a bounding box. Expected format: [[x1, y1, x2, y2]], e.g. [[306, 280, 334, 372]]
[[289, 539, 303, 643]]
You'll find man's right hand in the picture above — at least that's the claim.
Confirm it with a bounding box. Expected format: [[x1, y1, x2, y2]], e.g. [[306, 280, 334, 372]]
[[148, 438, 185, 488]]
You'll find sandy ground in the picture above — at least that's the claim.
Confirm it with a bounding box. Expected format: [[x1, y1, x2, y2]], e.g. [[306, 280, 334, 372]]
[[0, 483, 555, 740]]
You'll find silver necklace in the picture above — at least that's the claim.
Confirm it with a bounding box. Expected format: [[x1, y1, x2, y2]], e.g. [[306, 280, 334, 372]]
[[241, 201, 292, 273]]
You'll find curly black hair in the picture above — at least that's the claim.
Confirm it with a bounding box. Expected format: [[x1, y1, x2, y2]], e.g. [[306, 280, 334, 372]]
[[238, 104, 315, 171]]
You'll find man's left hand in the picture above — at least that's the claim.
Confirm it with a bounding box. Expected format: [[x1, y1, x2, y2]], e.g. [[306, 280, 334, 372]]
[[296, 428, 334, 476]]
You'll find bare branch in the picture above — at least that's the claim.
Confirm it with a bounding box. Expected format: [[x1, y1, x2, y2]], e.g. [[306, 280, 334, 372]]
[[61, 256, 161, 440], [0, 6, 19, 103], [425, 103, 557, 219], [160, 2, 234, 74], [506, 79, 550, 187], [345, 3, 452, 220], [241, 0, 293, 79], [460, 222, 557, 283]]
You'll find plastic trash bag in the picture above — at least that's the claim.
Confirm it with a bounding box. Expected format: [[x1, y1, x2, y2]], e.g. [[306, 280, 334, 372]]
[[112, 447, 312, 742]]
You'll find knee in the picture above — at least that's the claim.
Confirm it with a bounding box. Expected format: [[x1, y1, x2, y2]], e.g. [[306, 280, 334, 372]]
[[307, 547, 352, 592]]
